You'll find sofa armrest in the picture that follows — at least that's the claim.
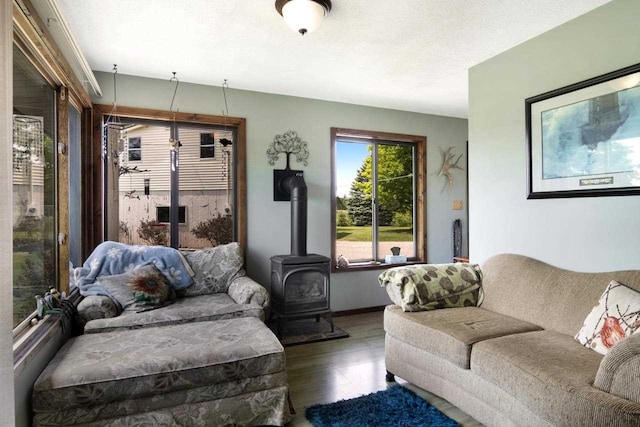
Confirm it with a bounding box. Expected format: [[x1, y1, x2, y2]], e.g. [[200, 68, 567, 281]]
[[594, 332, 640, 402], [228, 274, 270, 308], [76, 295, 118, 326]]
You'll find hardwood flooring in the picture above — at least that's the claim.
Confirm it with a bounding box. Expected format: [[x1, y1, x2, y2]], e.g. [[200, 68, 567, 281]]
[[284, 310, 483, 426]]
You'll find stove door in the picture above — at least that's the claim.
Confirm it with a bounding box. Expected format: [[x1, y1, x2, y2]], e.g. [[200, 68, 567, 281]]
[[282, 267, 329, 314]]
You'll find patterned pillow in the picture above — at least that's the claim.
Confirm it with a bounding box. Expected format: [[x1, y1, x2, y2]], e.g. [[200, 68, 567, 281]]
[[379, 263, 483, 312], [575, 280, 640, 355], [98, 264, 175, 312], [180, 242, 245, 296]]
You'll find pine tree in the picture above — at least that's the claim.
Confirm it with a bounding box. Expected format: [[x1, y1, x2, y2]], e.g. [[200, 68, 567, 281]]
[[347, 156, 372, 226]]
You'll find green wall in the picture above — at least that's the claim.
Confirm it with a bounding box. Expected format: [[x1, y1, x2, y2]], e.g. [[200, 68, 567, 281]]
[[93, 73, 469, 310], [469, 0, 640, 270]]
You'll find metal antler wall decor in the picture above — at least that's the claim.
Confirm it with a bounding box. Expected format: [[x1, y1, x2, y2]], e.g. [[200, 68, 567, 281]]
[[438, 146, 464, 193], [267, 130, 309, 169]]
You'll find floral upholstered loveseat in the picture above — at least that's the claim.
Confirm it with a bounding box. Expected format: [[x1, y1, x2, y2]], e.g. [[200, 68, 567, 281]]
[[32, 242, 291, 426], [75, 241, 270, 333]]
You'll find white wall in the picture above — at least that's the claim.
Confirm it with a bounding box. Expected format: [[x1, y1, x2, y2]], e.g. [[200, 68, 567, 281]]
[[469, 0, 640, 271], [93, 73, 468, 310]]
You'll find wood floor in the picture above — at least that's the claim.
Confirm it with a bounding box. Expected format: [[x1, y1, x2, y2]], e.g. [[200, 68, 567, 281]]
[[284, 310, 483, 426]]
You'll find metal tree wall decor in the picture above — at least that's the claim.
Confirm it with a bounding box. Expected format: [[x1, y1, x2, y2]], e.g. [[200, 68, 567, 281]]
[[267, 130, 309, 169]]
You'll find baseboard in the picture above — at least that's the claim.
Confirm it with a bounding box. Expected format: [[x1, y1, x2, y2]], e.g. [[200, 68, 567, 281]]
[[333, 305, 386, 317]]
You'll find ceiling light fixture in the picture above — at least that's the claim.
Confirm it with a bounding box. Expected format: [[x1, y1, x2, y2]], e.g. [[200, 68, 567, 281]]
[[275, 0, 331, 36]]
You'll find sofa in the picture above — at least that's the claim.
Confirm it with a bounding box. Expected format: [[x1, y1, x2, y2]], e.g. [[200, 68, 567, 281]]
[[76, 242, 270, 333], [382, 254, 640, 427], [33, 242, 291, 426]]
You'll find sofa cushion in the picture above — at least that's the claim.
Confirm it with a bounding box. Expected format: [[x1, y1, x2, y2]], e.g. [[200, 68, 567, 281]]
[[575, 280, 640, 355], [471, 330, 640, 426], [84, 293, 263, 334], [180, 242, 244, 296], [480, 254, 640, 337], [33, 317, 286, 412], [379, 263, 482, 312], [384, 305, 542, 368]]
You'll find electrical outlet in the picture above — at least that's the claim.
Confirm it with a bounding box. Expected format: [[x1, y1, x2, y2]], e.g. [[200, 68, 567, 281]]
[[452, 200, 463, 210]]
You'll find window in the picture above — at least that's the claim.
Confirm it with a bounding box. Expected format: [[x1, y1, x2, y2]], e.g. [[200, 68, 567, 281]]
[[156, 206, 186, 224], [200, 133, 215, 158], [98, 108, 242, 250], [128, 137, 141, 161], [12, 45, 57, 327], [331, 128, 426, 270]]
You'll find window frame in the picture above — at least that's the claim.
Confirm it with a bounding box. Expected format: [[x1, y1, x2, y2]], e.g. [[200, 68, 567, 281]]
[[330, 127, 426, 272], [156, 205, 187, 224], [127, 136, 142, 161], [199, 132, 215, 158], [92, 105, 248, 252], [11, 0, 94, 363]]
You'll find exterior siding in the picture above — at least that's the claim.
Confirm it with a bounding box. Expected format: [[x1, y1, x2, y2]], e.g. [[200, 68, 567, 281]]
[[119, 125, 234, 192], [116, 123, 235, 248]]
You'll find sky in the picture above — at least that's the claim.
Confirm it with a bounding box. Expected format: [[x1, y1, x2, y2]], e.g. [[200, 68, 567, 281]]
[[336, 141, 370, 197]]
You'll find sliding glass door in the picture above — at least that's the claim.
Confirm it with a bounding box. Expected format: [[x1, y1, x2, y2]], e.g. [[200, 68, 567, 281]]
[[12, 45, 57, 327]]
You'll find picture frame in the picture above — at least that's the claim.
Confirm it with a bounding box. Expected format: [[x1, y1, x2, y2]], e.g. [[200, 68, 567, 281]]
[[526, 63, 640, 199]]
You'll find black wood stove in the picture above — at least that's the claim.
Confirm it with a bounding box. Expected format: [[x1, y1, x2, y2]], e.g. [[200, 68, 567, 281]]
[[269, 174, 333, 336]]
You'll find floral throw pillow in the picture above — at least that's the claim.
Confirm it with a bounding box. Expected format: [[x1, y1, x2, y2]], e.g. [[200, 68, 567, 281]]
[[379, 263, 483, 312], [98, 264, 175, 313], [127, 265, 174, 306], [575, 280, 640, 355]]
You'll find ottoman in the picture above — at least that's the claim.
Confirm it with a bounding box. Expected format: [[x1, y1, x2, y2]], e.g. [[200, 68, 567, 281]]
[[32, 317, 290, 426]]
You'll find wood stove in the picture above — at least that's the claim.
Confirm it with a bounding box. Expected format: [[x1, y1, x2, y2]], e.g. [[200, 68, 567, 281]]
[[269, 173, 333, 336]]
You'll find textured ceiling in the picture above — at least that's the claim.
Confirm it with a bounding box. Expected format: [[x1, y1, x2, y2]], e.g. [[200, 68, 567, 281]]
[[55, 0, 611, 118]]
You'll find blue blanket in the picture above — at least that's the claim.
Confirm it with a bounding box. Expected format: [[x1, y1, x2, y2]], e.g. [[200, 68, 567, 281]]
[[76, 241, 195, 297]]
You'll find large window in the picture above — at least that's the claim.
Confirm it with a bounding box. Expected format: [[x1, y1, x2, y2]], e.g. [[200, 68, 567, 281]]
[[97, 107, 245, 250], [332, 128, 426, 270], [12, 45, 57, 327]]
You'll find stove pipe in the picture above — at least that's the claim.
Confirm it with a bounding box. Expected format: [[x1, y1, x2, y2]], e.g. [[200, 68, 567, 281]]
[[283, 174, 307, 256]]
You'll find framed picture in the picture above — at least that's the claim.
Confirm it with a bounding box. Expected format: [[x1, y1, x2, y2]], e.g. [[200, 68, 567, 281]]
[[526, 63, 640, 199]]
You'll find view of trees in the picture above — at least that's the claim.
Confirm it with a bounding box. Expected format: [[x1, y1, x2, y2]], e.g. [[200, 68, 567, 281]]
[[343, 144, 413, 227]]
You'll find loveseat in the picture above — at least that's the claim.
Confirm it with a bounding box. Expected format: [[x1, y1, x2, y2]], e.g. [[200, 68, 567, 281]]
[[382, 254, 640, 427], [75, 242, 270, 333], [32, 242, 291, 426]]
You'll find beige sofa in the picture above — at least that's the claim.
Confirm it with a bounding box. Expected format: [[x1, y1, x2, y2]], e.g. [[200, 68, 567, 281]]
[[383, 254, 640, 427]]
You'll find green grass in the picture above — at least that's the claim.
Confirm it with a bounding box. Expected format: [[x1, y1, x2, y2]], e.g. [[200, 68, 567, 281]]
[[337, 226, 413, 242], [13, 252, 29, 278]]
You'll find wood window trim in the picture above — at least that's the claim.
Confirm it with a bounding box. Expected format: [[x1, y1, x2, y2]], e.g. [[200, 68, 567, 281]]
[[57, 87, 69, 292], [330, 127, 427, 273], [12, 0, 95, 295], [89, 104, 248, 254], [13, 0, 92, 108]]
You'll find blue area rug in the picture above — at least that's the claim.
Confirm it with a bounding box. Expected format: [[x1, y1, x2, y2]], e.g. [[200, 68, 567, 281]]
[[305, 386, 459, 427]]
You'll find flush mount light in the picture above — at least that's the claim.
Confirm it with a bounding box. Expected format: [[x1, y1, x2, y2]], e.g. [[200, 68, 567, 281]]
[[275, 0, 332, 36]]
